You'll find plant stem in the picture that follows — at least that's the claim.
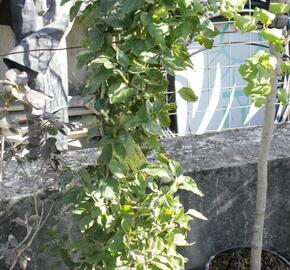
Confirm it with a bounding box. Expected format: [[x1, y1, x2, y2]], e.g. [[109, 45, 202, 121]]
[[250, 43, 280, 270], [0, 134, 5, 182]]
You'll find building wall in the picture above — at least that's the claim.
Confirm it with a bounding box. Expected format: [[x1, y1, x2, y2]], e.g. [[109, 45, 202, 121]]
[[175, 21, 266, 135], [0, 25, 15, 80], [0, 23, 87, 96]]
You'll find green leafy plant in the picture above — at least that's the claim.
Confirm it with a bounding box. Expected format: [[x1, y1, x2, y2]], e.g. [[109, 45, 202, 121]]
[[52, 1, 289, 270], [52, 0, 220, 269], [221, 0, 289, 269]]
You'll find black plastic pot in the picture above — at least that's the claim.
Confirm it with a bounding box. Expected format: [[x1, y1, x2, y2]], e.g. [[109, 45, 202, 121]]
[[205, 247, 290, 270]]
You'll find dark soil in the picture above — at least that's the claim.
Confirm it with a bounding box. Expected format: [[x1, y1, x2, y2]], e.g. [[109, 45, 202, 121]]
[[208, 248, 290, 270]]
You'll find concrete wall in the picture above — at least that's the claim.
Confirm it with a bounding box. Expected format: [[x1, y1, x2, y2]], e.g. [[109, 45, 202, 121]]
[[1, 124, 290, 269], [161, 124, 290, 269]]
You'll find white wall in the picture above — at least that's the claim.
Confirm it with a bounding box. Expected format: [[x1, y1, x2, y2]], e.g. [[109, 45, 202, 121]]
[[175, 22, 265, 135], [0, 24, 87, 95], [0, 25, 15, 79]]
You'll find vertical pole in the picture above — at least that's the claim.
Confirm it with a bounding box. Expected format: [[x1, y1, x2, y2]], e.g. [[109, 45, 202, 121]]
[[0, 134, 5, 182]]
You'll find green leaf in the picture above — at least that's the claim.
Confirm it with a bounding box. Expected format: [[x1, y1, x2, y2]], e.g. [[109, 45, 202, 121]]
[[129, 61, 148, 74], [99, 143, 113, 164], [142, 121, 163, 135], [87, 124, 100, 139], [164, 102, 177, 111], [121, 217, 131, 233], [61, 170, 73, 187], [282, 61, 290, 74], [88, 28, 104, 50], [70, 1, 81, 21], [80, 215, 95, 233], [113, 141, 127, 159], [140, 12, 152, 26], [139, 51, 159, 64], [196, 34, 214, 49], [107, 14, 131, 28], [173, 233, 191, 246], [183, 0, 193, 8], [178, 176, 204, 196], [108, 82, 134, 104], [109, 159, 127, 178], [91, 54, 113, 66], [239, 63, 257, 81], [178, 87, 198, 102], [158, 110, 171, 127], [121, 205, 134, 215], [260, 28, 285, 45], [154, 4, 169, 18], [61, 0, 71, 5], [234, 15, 258, 33], [277, 88, 288, 106], [63, 187, 81, 205], [142, 164, 170, 178], [80, 170, 92, 186], [157, 153, 170, 164], [106, 232, 125, 252], [117, 48, 130, 68], [77, 51, 93, 69], [254, 7, 275, 26], [220, 0, 237, 18], [269, 3, 290, 14], [100, 178, 120, 200], [122, 0, 144, 14], [187, 209, 208, 220], [199, 17, 219, 38], [151, 261, 169, 270], [129, 173, 147, 194], [193, 0, 205, 14], [144, 68, 166, 85], [220, 0, 246, 18], [169, 160, 183, 178], [148, 23, 170, 44], [173, 21, 194, 40]]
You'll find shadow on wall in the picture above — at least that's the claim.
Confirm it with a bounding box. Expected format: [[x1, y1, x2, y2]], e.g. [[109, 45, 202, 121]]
[[0, 23, 87, 96], [179, 160, 290, 270]]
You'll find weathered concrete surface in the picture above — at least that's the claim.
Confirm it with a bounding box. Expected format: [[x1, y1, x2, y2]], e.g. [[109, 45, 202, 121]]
[[0, 149, 99, 270], [1, 124, 290, 269], [161, 123, 290, 269]]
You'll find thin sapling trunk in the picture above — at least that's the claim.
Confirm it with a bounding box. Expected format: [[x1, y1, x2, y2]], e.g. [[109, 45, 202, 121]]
[[250, 42, 281, 270]]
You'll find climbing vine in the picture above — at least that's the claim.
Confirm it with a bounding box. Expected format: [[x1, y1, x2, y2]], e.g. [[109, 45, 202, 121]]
[[54, 0, 218, 269], [52, 0, 290, 269]]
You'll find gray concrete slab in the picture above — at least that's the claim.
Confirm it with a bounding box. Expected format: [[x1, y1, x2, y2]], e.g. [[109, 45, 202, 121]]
[[1, 124, 290, 269]]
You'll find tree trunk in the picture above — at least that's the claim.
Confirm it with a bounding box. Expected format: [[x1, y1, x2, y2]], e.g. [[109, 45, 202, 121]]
[[250, 43, 281, 270]]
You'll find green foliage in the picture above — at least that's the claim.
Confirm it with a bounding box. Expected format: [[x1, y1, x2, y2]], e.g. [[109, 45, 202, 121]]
[[220, 0, 286, 53], [232, 0, 289, 107], [239, 51, 277, 107], [54, 0, 219, 269], [53, 1, 289, 269], [61, 161, 205, 269], [178, 87, 198, 102], [269, 2, 290, 14]]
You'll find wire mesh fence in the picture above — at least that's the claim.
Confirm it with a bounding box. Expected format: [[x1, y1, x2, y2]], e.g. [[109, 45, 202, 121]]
[[170, 4, 289, 137]]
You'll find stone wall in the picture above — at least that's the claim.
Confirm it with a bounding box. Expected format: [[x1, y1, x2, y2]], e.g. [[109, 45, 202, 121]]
[[1, 124, 290, 269]]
